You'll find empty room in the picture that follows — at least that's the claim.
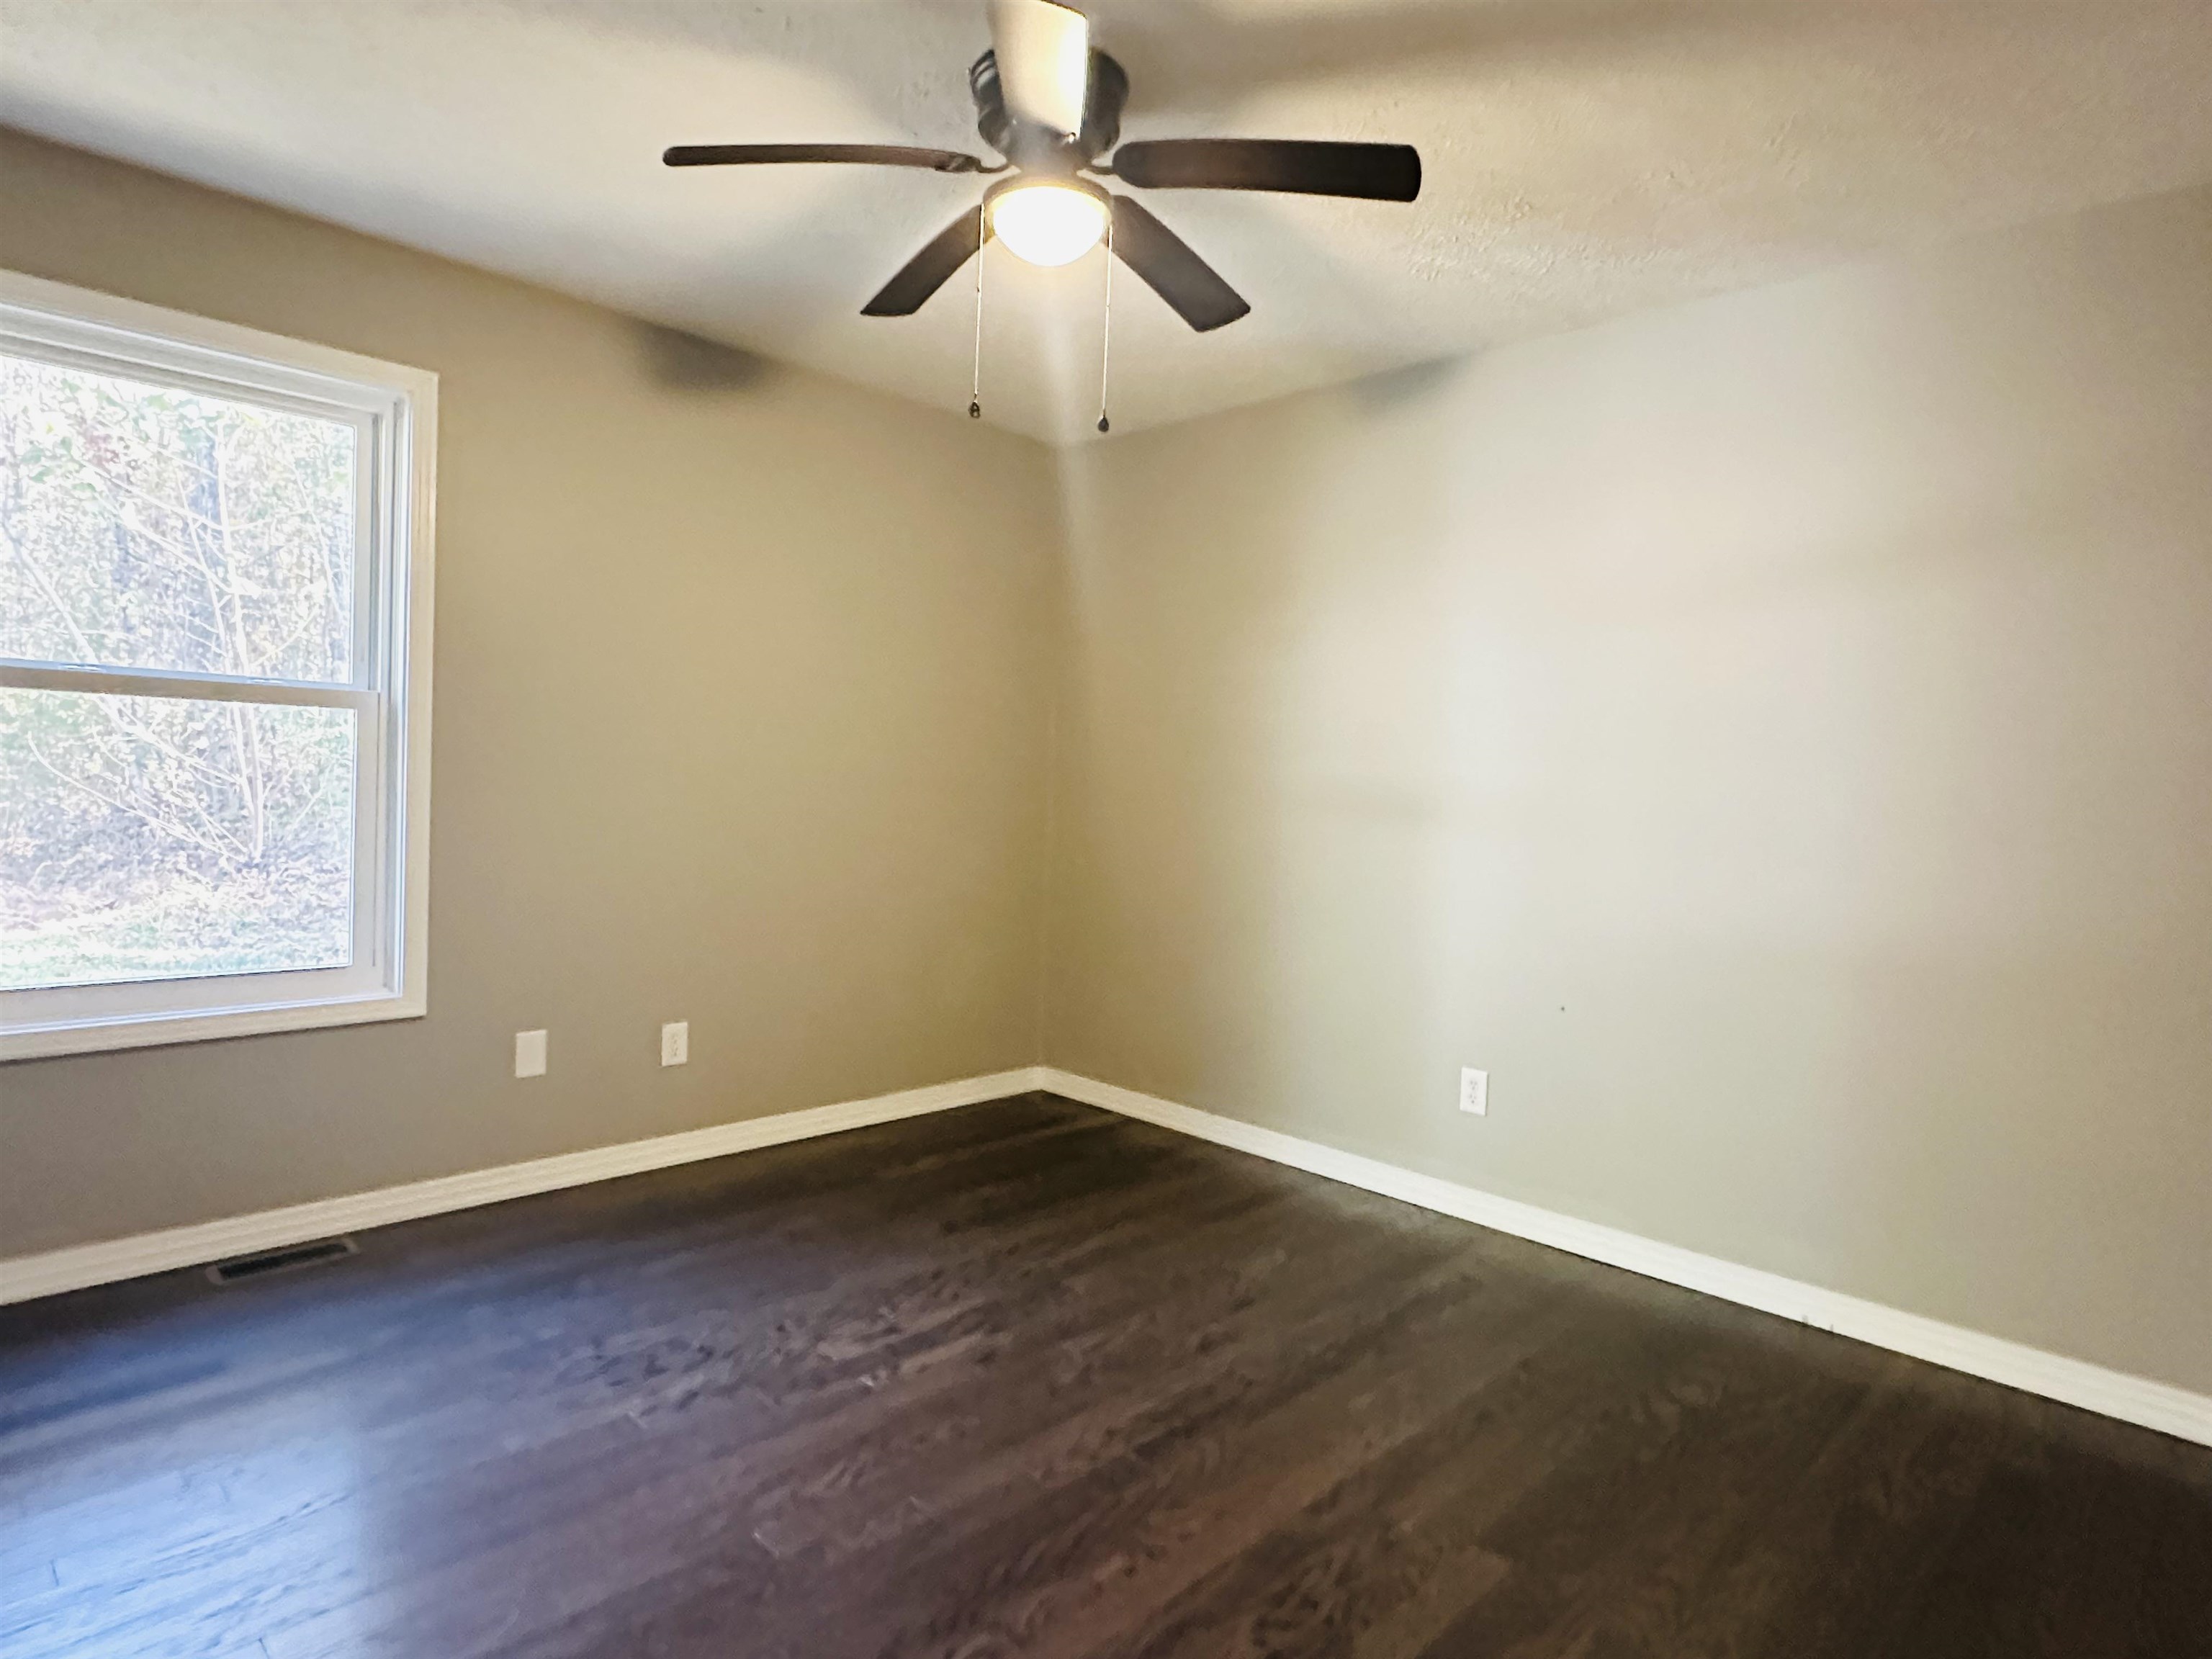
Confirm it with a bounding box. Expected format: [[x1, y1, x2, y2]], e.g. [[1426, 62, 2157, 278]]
[[1, 3, 2208, 1655]]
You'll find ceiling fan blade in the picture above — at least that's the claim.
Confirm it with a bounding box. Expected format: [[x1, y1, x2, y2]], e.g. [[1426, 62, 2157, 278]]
[[862, 205, 990, 317], [1110, 197, 1249, 333], [1112, 140, 1421, 202], [664, 143, 988, 174], [987, 0, 1091, 137]]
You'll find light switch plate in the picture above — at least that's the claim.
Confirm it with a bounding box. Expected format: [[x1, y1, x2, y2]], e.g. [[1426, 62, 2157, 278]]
[[514, 1029, 547, 1079]]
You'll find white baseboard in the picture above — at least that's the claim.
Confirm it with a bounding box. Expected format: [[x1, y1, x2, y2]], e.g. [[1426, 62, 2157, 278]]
[[9, 1061, 2205, 1449], [1039, 1068, 2212, 1449], [0, 1068, 1040, 1305]]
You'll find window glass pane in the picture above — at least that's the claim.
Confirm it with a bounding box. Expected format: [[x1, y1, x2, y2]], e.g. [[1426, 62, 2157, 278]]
[[0, 352, 357, 681], [0, 689, 356, 989]]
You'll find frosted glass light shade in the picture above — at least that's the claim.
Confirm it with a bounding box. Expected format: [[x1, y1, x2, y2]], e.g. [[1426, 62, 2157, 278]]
[[989, 183, 1108, 266]]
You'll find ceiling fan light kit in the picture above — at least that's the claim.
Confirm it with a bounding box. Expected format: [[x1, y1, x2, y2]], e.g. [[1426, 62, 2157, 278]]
[[664, 0, 1421, 426], [986, 176, 1110, 266]]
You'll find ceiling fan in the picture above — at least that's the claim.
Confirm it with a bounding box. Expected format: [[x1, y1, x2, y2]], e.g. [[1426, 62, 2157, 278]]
[[662, 0, 1422, 344]]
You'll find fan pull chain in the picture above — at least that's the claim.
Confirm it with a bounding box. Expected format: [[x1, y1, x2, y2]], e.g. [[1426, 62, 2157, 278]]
[[1096, 211, 1114, 435], [969, 220, 986, 420]]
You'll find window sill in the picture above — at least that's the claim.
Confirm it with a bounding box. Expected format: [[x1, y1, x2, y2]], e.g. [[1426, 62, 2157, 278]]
[[0, 990, 427, 1062]]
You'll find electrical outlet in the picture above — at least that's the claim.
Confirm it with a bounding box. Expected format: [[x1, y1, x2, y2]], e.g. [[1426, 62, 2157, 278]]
[[515, 1029, 548, 1079], [660, 1021, 688, 1067], [1459, 1066, 1488, 1116]]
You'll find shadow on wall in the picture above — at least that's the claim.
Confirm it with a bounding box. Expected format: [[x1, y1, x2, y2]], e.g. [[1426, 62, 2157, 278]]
[[1341, 355, 1466, 413], [631, 322, 778, 394], [1042, 186, 2212, 1394], [1046, 360, 1465, 1146]]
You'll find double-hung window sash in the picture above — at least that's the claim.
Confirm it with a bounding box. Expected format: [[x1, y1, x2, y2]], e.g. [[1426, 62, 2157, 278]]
[[0, 272, 436, 1058]]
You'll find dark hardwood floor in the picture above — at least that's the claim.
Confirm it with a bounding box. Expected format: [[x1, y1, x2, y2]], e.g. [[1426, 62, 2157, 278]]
[[2, 1092, 2206, 1659]]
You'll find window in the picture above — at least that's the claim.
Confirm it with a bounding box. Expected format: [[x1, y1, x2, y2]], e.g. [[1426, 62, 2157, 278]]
[[1, 273, 436, 1058]]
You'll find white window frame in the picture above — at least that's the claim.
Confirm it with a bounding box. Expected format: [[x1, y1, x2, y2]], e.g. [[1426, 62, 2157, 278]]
[[0, 271, 436, 1061]]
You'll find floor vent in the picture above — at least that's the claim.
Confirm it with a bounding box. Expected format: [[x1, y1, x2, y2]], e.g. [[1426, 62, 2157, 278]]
[[205, 1236, 358, 1285]]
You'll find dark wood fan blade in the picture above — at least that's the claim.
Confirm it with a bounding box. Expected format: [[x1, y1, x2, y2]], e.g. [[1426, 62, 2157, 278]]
[[1110, 197, 1249, 333], [862, 206, 990, 317], [1112, 140, 1420, 201], [664, 144, 989, 174]]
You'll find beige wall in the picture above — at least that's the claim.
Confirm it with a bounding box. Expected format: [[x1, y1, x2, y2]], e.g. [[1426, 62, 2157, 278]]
[[1044, 186, 2212, 1394], [6, 129, 2206, 1401], [0, 130, 1060, 1256]]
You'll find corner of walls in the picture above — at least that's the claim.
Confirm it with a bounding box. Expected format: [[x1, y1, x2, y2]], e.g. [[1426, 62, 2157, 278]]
[[1025, 184, 2212, 1403], [0, 128, 1067, 1258], [1031, 436, 1103, 1072]]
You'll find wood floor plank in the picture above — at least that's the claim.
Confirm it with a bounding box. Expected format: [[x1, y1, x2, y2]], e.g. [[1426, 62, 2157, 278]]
[[1, 1092, 2205, 1659]]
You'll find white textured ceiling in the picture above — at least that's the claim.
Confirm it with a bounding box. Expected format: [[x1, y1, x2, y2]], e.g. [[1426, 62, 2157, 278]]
[[4, 1, 2211, 443]]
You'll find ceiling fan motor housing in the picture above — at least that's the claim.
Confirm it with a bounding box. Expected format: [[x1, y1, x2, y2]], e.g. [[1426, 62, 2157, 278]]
[[970, 48, 1129, 174]]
